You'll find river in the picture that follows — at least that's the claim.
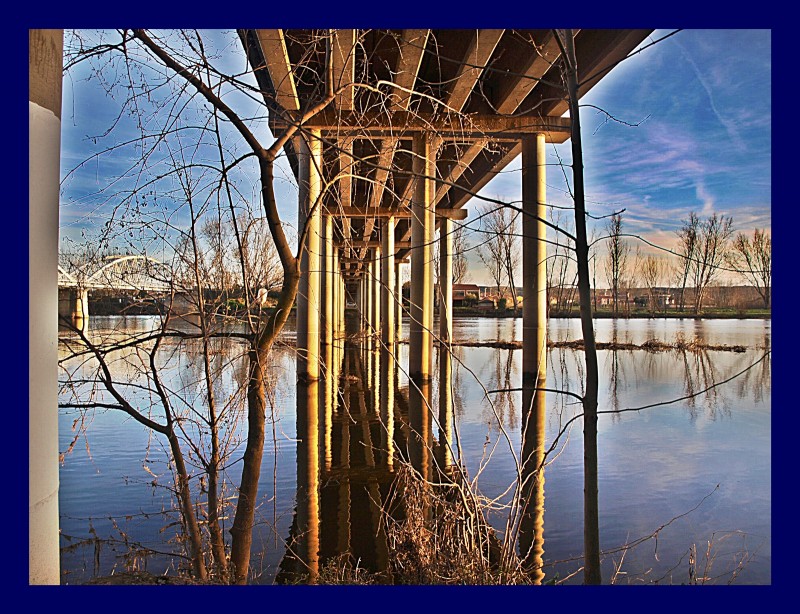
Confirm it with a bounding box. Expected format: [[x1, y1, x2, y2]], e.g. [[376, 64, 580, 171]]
[[57, 316, 771, 584]]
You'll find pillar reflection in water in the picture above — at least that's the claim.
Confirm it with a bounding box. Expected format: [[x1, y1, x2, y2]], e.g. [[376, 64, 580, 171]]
[[519, 380, 546, 584], [283, 314, 402, 581], [295, 378, 320, 581], [380, 344, 396, 470], [407, 375, 433, 483], [435, 347, 453, 471], [322, 340, 334, 473]]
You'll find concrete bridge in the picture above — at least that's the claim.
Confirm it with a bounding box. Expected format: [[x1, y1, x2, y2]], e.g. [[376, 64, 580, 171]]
[[57, 255, 173, 328], [239, 28, 650, 385], [30, 28, 652, 583]]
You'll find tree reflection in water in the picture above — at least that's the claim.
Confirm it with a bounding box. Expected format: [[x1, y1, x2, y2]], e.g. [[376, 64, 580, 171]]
[[58, 317, 771, 584]]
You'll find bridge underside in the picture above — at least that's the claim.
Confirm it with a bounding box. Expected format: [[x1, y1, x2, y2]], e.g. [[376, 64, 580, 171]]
[[240, 28, 651, 381], [30, 28, 651, 584], [239, 29, 652, 581]]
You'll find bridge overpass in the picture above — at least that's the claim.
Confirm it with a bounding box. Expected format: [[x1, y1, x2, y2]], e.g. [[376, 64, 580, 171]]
[[238, 28, 652, 382], [57, 254, 173, 327], [31, 28, 652, 583]]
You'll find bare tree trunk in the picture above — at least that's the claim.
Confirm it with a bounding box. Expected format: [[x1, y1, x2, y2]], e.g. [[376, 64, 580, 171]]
[[229, 159, 302, 584], [562, 29, 602, 585], [167, 430, 209, 580]]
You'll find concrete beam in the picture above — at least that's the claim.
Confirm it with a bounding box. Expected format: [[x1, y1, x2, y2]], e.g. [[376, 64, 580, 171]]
[[337, 205, 468, 220], [392, 29, 429, 110], [434, 139, 487, 206], [331, 29, 356, 112], [300, 110, 571, 142], [256, 29, 300, 111], [446, 29, 504, 113], [494, 30, 573, 115]]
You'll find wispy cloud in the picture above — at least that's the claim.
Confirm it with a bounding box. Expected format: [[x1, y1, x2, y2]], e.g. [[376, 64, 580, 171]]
[[674, 38, 747, 152]]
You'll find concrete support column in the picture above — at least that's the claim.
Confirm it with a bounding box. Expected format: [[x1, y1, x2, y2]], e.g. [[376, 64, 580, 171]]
[[437, 218, 453, 470], [395, 261, 403, 341], [59, 287, 90, 332], [322, 214, 334, 348], [522, 133, 548, 383], [379, 345, 395, 470], [29, 28, 63, 585], [297, 129, 323, 381], [332, 248, 340, 340], [381, 218, 395, 348], [357, 279, 364, 331], [339, 266, 345, 337], [520, 132, 547, 582], [365, 258, 374, 337], [409, 134, 438, 379], [372, 246, 382, 343], [438, 218, 453, 345]]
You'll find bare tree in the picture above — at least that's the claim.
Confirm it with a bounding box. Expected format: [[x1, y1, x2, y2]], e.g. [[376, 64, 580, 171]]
[[675, 212, 699, 312], [559, 28, 602, 584], [726, 228, 771, 309], [60, 27, 344, 584], [477, 202, 520, 310], [604, 213, 629, 316], [546, 208, 576, 313], [452, 223, 470, 284], [477, 205, 506, 301], [681, 213, 734, 314], [638, 252, 665, 316]]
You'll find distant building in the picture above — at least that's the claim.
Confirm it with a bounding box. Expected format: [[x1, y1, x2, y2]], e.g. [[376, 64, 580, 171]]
[[453, 284, 480, 306]]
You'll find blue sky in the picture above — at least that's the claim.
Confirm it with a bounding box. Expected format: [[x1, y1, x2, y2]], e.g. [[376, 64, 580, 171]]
[[468, 29, 771, 284], [58, 29, 771, 285]]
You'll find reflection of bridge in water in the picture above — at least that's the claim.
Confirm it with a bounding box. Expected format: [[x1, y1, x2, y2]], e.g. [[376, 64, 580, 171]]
[[58, 255, 173, 327], [277, 315, 547, 583]]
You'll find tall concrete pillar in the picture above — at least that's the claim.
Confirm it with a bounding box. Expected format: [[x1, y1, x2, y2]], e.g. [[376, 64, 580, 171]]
[[437, 219, 453, 471], [29, 28, 63, 585], [357, 278, 364, 332], [409, 134, 438, 379], [322, 214, 334, 348], [371, 246, 381, 343], [365, 258, 374, 337], [522, 133, 547, 384], [332, 248, 340, 340], [339, 264, 345, 338], [438, 218, 453, 345], [297, 130, 322, 381], [520, 132, 547, 583], [381, 218, 395, 347], [395, 261, 403, 341], [321, 220, 334, 472]]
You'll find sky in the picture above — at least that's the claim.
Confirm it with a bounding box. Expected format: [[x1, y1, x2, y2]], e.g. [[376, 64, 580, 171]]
[[467, 29, 771, 285], [57, 29, 772, 287]]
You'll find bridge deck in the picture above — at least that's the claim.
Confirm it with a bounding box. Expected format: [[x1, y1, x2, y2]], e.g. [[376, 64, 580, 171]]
[[240, 29, 652, 278]]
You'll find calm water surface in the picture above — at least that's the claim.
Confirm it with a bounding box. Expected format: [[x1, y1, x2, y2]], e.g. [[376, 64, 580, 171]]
[[58, 316, 771, 584]]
